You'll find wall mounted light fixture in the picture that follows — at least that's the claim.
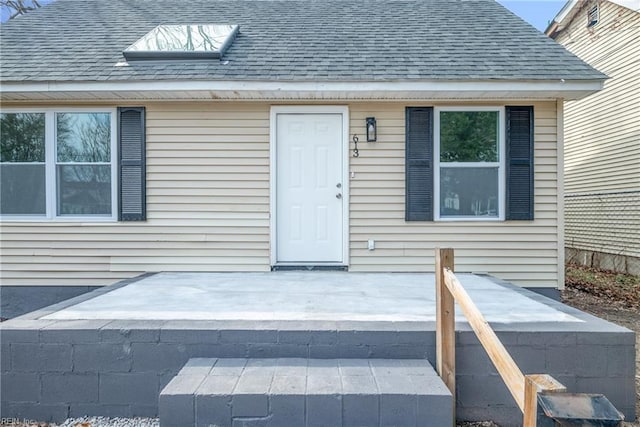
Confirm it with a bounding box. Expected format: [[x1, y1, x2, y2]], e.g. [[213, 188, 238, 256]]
[[366, 117, 377, 142]]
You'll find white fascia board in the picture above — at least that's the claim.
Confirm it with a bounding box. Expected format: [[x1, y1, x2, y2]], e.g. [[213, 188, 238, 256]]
[[551, 0, 579, 29], [0, 79, 605, 101]]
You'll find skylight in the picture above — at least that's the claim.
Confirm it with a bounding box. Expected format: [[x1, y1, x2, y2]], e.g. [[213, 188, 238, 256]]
[[123, 24, 239, 61]]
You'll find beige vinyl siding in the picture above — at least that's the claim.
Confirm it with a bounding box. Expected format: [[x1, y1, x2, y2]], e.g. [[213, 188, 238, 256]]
[[555, 1, 640, 258], [1, 100, 559, 288], [565, 191, 640, 258], [348, 101, 559, 287], [1, 102, 272, 285], [558, 1, 639, 193]]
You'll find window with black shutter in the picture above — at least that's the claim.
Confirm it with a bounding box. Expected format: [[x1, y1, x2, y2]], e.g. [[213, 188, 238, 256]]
[[405, 106, 534, 221]]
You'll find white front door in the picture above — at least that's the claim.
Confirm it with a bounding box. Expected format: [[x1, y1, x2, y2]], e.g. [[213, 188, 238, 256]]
[[275, 113, 344, 263]]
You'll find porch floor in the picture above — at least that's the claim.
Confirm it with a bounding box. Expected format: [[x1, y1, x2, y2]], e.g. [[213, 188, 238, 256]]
[[42, 272, 580, 324]]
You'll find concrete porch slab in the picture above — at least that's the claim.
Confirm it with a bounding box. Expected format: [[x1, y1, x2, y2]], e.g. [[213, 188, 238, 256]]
[[40, 272, 581, 323]]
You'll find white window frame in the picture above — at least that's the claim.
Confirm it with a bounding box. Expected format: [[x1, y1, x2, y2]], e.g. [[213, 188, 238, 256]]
[[0, 107, 118, 222], [434, 106, 505, 222]]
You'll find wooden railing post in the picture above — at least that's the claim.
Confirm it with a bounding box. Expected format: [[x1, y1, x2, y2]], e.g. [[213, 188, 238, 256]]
[[436, 247, 456, 424], [523, 374, 567, 427], [435, 248, 580, 426]]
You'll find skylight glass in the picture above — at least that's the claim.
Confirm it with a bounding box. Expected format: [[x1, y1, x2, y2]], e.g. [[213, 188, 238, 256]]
[[123, 24, 239, 61]]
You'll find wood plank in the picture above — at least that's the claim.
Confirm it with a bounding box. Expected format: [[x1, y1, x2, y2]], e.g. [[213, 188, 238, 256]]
[[443, 268, 526, 411], [523, 374, 567, 427], [436, 248, 456, 410]]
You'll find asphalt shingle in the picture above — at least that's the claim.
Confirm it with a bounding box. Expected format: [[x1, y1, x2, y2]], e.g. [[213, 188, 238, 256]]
[[0, 0, 605, 83]]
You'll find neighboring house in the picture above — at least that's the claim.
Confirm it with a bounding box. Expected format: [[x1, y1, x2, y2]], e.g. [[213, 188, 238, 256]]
[[546, 0, 640, 275], [0, 0, 605, 314]]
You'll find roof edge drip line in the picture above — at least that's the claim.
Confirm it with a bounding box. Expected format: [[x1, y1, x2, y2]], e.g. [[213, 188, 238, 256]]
[[0, 79, 606, 92], [0, 80, 605, 102]]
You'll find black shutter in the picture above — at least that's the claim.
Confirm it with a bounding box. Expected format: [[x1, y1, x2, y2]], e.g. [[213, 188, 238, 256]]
[[405, 107, 434, 221], [118, 107, 146, 221], [506, 106, 534, 220]]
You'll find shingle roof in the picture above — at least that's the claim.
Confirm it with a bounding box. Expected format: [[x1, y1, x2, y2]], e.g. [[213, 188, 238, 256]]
[[0, 0, 606, 83]]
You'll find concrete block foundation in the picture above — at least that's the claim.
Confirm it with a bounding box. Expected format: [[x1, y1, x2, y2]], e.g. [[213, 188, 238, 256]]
[[0, 273, 635, 426], [566, 247, 640, 275]]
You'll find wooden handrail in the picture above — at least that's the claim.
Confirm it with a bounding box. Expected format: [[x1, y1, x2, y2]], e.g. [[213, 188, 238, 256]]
[[435, 248, 567, 427], [443, 268, 526, 410]]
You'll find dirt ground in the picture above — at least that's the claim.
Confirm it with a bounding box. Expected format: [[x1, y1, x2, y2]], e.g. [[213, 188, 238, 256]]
[[562, 284, 640, 426]]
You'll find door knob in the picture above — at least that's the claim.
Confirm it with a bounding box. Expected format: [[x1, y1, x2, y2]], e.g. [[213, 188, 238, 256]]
[[336, 193, 342, 199]]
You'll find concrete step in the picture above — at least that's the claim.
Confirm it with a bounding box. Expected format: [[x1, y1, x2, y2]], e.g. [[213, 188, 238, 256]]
[[159, 357, 452, 427]]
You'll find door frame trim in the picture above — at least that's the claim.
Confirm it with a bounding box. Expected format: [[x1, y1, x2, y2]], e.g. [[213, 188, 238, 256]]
[[269, 105, 350, 266]]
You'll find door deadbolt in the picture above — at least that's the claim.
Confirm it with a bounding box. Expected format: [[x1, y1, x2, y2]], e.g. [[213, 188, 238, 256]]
[[336, 183, 342, 188]]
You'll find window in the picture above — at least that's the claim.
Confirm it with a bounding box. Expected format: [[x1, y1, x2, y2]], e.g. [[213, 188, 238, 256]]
[[587, 4, 599, 28], [0, 113, 47, 216], [405, 106, 533, 222], [435, 107, 505, 220], [0, 109, 117, 220], [56, 113, 113, 216]]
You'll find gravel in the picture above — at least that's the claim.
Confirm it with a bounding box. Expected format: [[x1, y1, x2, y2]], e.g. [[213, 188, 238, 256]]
[[3, 417, 502, 427], [457, 423, 501, 427], [57, 418, 158, 427], [0, 419, 159, 427]]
